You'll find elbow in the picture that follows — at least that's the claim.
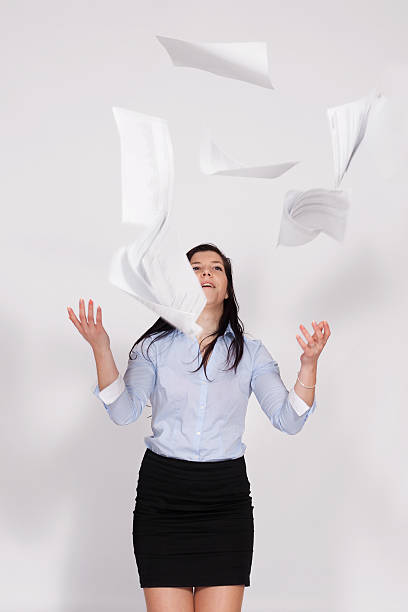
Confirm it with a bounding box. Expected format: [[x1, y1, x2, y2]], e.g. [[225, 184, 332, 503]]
[[105, 399, 142, 426], [273, 396, 315, 434], [112, 415, 136, 426], [272, 411, 307, 435], [110, 414, 139, 426], [105, 408, 131, 426], [275, 421, 304, 435], [285, 426, 303, 435]]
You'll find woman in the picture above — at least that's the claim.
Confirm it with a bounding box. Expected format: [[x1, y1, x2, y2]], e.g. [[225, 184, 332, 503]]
[[68, 242, 330, 612]]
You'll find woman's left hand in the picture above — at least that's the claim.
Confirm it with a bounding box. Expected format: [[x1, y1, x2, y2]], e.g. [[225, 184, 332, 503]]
[[296, 320, 330, 366]]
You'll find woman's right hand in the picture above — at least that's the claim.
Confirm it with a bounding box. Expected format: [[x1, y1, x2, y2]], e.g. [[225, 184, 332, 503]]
[[67, 298, 110, 354]]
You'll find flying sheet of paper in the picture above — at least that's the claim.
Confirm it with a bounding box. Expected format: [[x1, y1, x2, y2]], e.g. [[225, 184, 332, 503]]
[[327, 90, 383, 187], [156, 35, 273, 89], [110, 107, 207, 339], [112, 107, 176, 225], [364, 94, 408, 180], [200, 135, 299, 178], [277, 188, 351, 246]]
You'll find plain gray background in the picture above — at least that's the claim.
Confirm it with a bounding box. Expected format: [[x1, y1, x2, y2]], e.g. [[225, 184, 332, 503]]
[[1, 1, 408, 610]]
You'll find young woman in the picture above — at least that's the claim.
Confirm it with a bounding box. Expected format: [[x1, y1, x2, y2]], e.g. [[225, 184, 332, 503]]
[[68, 242, 330, 612]]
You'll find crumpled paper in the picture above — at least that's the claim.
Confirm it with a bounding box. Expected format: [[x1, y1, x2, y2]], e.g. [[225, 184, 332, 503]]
[[277, 188, 351, 246]]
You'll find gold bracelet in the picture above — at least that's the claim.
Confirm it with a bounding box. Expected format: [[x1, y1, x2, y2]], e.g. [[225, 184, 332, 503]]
[[297, 372, 316, 389]]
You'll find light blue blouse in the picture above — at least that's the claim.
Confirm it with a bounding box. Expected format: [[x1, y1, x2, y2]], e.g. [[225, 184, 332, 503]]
[[92, 322, 317, 461]]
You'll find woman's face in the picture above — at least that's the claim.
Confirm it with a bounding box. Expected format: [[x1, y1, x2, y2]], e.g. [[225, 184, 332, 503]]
[[190, 250, 229, 305]]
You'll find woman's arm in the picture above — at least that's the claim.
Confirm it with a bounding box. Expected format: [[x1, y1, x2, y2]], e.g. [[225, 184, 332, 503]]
[[92, 341, 157, 425], [93, 346, 120, 392], [68, 298, 155, 425], [294, 361, 317, 408], [250, 341, 316, 435], [93, 348, 119, 391], [293, 319, 330, 407]]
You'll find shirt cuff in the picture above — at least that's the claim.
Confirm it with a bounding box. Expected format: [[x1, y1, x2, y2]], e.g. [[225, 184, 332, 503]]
[[288, 387, 315, 416], [92, 374, 126, 405]]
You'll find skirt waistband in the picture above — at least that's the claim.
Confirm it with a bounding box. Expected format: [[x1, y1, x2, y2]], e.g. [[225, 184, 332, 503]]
[[143, 447, 246, 472]]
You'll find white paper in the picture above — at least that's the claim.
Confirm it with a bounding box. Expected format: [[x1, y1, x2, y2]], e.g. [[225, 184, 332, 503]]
[[364, 94, 408, 180], [277, 188, 351, 246], [110, 107, 207, 340], [156, 35, 273, 89], [200, 135, 299, 178], [112, 107, 173, 225], [327, 90, 383, 187]]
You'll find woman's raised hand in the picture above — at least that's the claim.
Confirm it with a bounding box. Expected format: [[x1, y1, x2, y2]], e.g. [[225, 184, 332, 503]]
[[67, 298, 110, 353], [296, 320, 330, 365]]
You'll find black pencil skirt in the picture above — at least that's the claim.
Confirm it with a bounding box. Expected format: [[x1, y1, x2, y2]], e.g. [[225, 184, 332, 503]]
[[132, 447, 254, 588]]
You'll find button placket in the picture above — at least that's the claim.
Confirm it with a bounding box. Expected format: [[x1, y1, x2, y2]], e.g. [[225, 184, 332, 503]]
[[196, 375, 207, 439], [193, 368, 209, 459], [188, 333, 220, 459]]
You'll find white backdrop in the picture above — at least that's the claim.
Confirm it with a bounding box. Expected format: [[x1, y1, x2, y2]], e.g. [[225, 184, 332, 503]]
[[1, 1, 408, 610]]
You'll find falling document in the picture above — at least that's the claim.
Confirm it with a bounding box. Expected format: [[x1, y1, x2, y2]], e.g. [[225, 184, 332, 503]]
[[200, 136, 299, 178], [277, 188, 351, 246], [156, 35, 273, 89], [327, 90, 383, 187], [109, 107, 207, 339], [364, 94, 408, 180]]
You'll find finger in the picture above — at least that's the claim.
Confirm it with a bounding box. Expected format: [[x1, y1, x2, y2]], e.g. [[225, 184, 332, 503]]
[[95, 304, 102, 325], [312, 320, 324, 340], [322, 320, 331, 339], [296, 334, 307, 350], [88, 299, 95, 325], [79, 298, 89, 327], [67, 307, 85, 336], [67, 306, 81, 327], [300, 324, 314, 345], [317, 322, 329, 346]]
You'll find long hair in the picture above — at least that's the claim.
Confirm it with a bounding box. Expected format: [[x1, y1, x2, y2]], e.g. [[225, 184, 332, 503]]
[[129, 243, 245, 381]]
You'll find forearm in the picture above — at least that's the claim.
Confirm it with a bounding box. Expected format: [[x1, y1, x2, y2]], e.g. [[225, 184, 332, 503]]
[[294, 361, 317, 407], [93, 347, 120, 392]]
